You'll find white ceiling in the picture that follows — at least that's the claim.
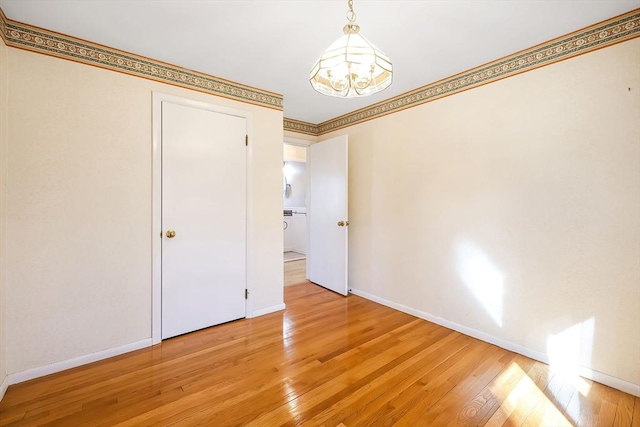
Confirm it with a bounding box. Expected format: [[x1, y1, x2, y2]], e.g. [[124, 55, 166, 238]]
[[1, 0, 638, 124]]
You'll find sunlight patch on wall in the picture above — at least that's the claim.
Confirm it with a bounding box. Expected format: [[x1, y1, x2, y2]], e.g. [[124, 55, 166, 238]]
[[456, 241, 505, 327]]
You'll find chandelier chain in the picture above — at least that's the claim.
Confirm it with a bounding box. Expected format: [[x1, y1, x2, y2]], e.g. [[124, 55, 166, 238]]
[[346, 0, 356, 22]]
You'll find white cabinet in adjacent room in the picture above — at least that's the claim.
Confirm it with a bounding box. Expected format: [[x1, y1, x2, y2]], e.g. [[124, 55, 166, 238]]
[[283, 215, 292, 252], [290, 210, 307, 255]]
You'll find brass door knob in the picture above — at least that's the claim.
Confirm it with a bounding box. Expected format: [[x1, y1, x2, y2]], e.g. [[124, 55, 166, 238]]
[[337, 221, 345, 227], [166, 230, 176, 238]]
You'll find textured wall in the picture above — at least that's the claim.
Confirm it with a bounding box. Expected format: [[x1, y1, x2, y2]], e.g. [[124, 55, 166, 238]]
[[322, 39, 640, 386], [6, 48, 283, 375]]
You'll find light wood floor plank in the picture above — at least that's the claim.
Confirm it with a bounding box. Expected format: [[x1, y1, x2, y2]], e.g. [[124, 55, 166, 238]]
[[0, 282, 637, 426], [284, 259, 308, 286], [485, 360, 556, 426], [394, 346, 515, 426], [632, 398, 640, 427], [614, 392, 635, 427], [302, 330, 465, 426]]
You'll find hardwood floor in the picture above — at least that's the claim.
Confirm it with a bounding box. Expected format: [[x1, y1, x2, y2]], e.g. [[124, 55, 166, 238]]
[[1, 283, 638, 426], [284, 259, 309, 287], [284, 251, 306, 262]]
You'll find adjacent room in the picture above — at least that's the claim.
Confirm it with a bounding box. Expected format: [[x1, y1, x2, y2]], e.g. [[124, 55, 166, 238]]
[[283, 142, 310, 287], [0, 1, 639, 425]]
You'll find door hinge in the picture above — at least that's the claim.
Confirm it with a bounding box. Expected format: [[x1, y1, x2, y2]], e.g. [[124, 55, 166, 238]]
[[245, 135, 248, 146], [245, 289, 249, 299]]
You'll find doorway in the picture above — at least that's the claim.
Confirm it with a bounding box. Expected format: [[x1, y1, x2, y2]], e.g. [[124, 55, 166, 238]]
[[282, 135, 349, 294], [283, 140, 310, 286]]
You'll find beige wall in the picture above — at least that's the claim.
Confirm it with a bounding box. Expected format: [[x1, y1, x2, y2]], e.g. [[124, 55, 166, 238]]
[[6, 48, 283, 375], [0, 36, 8, 391], [284, 130, 317, 143], [283, 144, 308, 163], [321, 39, 640, 386]]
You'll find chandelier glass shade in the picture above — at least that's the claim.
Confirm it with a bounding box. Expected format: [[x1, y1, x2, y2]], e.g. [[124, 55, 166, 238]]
[[309, 1, 392, 98]]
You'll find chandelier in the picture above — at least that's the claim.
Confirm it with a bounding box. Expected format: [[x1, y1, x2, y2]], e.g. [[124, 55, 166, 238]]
[[309, 0, 393, 98]]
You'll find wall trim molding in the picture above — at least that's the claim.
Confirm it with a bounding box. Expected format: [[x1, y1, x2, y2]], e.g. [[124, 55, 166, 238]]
[[284, 8, 640, 136], [284, 136, 314, 147], [251, 303, 286, 318], [0, 299, 287, 398], [349, 287, 640, 398], [5, 339, 152, 388], [0, 8, 282, 111], [0, 375, 8, 403]]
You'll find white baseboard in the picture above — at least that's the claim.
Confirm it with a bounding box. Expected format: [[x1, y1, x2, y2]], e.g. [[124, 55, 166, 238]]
[[252, 303, 286, 318], [6, 338, 153, 387], [0, 374, 8, 403], [349, 287, 640, 398]]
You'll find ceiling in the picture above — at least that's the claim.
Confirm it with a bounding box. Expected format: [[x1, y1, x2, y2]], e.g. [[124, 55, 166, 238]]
[[0, 0, 638, 124]]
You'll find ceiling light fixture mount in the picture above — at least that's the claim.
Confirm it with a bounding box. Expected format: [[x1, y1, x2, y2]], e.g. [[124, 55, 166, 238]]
[[309, 0, 393, 98]]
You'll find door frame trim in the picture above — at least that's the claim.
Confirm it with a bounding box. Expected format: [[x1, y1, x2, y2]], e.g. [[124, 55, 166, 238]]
[[151, 92, 253, 344], [283, 136, 313, 147]]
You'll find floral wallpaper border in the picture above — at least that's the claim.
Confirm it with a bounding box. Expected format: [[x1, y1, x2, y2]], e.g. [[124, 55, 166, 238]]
[[0, 9, 283, 111]]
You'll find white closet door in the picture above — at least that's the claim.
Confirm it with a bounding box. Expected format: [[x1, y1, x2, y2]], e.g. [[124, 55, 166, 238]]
[[161, 101, 247, 339]]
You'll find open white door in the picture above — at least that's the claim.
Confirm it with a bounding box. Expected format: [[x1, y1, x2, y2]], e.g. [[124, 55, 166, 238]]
[[161, 101, 247, 339], [307, 135, 348, 296]]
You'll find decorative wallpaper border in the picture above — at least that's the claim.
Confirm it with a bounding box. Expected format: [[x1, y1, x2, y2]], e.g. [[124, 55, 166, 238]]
[[0, 9, 283, 111], [284, 8, 640, 136], [1, 7, 637, 128], [283, 118, 318, 136]]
